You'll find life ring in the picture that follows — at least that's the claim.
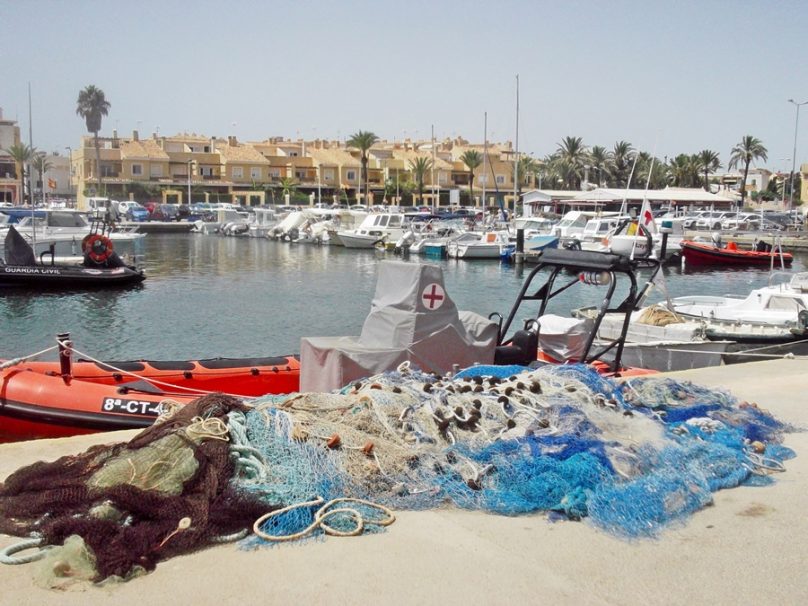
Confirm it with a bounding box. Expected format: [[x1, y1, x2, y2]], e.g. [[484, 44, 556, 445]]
[[84, 234, 114, 264]]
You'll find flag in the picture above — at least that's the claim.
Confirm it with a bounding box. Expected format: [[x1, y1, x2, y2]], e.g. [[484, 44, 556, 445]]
[[47, 178, 57, 189], [639, 198, 655, 232]]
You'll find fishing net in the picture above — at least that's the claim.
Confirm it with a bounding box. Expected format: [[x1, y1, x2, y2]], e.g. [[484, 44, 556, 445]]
[[0, 365, 795, 585], [0, 394, 273, 586]]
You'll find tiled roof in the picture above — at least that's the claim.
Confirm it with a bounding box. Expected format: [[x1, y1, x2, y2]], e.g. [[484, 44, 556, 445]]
[[216, 143, 270, 164], [119, 140, 170, 161], [307, 148, 361, 167], [391, 149, 452, 170]]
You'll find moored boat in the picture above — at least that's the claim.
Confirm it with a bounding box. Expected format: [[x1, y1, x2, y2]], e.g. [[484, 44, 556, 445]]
[[680, 239, 793, 266], [0, 225, 145, 288], [0, 343, 301, 441]]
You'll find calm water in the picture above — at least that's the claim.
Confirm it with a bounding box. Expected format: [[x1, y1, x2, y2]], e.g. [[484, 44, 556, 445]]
[[1, 233, 806, 361]]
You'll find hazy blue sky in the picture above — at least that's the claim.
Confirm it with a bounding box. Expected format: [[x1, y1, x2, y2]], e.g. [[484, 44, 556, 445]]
[[2, 0, 806, 171]]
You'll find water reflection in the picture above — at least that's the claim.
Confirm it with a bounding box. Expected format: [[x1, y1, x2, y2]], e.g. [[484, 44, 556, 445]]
[[0, 232, 806, 361]]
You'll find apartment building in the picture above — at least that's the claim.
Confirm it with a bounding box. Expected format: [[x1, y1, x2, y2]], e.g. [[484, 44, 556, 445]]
[[69, 130, 533, 209]]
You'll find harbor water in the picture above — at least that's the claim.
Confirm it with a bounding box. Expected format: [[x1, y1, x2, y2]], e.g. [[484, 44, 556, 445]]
[[1, 233, 806, 362]]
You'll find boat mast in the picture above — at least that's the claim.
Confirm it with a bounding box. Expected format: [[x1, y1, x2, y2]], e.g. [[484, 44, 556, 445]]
[[28, 82, 36, 251], [482, 112, 487, 210], [513, 74, 519, 219]]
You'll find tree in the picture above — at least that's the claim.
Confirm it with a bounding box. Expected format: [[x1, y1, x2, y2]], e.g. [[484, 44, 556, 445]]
[[556, 136, 588, 189], [667, 154, 700, 188], [2, 142, 35, 205], [32, 153, 54, 203], [459, 150, 482, 205], [588, 146, 612, 187], [516, 155, 540, 198], [696, 149, 722, 192], [611, 140, 635, 188], [279, 177, 298, 202], [408, 157, 433, 206], [76, 85, 111, 197], [346, 130, 379, 204], [728, 135, 768, 206]]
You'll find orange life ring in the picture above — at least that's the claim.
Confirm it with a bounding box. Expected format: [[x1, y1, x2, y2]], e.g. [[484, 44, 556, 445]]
[[84, 234, 114, 264]]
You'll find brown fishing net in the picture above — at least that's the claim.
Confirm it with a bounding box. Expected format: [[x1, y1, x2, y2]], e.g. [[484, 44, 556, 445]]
[[0, 394, 274, 583]]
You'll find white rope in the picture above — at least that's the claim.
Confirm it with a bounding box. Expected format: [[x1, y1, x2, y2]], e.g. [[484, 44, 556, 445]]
[[55, 338, 258, 400], [252, 496, 395, 542], [0, 344, 60, 370]]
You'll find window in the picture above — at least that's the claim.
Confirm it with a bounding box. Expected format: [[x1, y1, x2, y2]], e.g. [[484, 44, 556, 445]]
[[496, 175, 505, 185], [132, 164, 142, 176], [250, 167, 261, 179], [150, 164, 162, 178], [347, 170, 356, 181], [323, 169, 334, 182], [232, 166, 243, 178], [438, 172, 447, 184], [479, 174, 488, 185], [295, 170, 306, 180], [200, 166, 214, 177], [269, 168, 281, 178]]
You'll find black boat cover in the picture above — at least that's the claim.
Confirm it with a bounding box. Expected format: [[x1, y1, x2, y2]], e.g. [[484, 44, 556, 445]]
[[3, 226, 36, 266]]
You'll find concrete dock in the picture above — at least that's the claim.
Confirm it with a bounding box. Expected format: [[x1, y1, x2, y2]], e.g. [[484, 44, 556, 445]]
[[1, 359, 807, 605]]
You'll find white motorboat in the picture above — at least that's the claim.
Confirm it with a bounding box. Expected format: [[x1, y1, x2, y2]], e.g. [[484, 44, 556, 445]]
[[5, 209, 145, 256], [447, 230, 510, 259], [337, 212, 409, 249], [607, 217, 685, 261], [670, 271, 808, 344], [572, 304, 732, 371]]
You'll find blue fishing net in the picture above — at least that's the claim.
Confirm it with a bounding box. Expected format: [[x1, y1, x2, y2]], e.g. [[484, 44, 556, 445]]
[[231, 364, 793, 543]]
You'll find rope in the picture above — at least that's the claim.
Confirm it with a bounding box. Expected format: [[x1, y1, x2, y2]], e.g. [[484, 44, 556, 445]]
[[0, 345, 60, 370], [56, 339, 258, 400], [252, 497, 395, 542], [0, 537, 49, 565]]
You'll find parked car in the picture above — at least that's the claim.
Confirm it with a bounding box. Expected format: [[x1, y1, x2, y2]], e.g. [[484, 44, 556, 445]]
[[150, 203, 180, 221], [115, 201, 150, 222]]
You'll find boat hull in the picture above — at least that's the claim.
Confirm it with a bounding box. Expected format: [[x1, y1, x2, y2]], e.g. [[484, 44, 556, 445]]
[[0, 355, 301, 441], [0, 264, 145, 287], [0, 368, 196, 442], [680, 241, 793, 266]]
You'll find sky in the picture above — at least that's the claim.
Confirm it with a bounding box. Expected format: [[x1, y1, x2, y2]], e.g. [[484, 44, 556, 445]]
[[1, 0, 807, 172]]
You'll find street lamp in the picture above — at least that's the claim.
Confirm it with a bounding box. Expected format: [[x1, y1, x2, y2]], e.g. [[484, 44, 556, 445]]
[[64, 146, 73, 204], [787, 98, 808, 210], [187, 159, 193, 207]]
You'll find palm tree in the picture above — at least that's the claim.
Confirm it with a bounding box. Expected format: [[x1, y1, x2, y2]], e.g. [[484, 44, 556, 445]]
[[516, 155, 540, 198], [408, 157, 433, 206], [588, 146, 612, 187], [696, 149, 722, 192], [611, 140, 635, 188], [556, 136, 588, 189], [346, 130, 379, 204], [2, 143, 36, 205], [459, 150, 482, 205], [32, 153, 54, 204], [667, 154, 701, 188], [728, 136, 767, 206], [76, 85, 111, 197], [279, 177, 298, 202]]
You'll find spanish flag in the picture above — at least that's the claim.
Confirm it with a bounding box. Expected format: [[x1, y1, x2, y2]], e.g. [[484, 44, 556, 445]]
[[47, 178, 57, 189]]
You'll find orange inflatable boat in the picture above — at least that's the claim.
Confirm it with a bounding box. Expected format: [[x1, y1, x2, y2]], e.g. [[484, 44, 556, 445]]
[[0, 350, 300, 442]]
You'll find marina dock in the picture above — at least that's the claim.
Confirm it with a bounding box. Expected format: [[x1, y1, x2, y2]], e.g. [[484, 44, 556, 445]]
[[1, 358, 806, 604]]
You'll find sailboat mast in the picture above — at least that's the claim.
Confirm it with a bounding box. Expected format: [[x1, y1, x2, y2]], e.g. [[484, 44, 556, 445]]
[[482, 112, 487, 209], [513, 74, 519, 216]]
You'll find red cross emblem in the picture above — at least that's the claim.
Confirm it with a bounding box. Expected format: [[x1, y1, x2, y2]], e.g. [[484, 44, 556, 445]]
[[421, 283, 445, 310]]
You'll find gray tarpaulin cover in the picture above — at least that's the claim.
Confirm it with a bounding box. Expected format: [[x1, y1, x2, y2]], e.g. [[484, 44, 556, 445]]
[[300, 260, 498, 392]]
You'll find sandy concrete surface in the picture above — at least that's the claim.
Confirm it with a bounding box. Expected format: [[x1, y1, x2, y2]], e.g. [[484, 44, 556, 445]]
[[1, 359, 807, 605]]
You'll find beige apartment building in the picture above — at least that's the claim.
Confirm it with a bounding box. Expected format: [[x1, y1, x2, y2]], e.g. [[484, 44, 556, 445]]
[[67, 128, 535, 210]]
